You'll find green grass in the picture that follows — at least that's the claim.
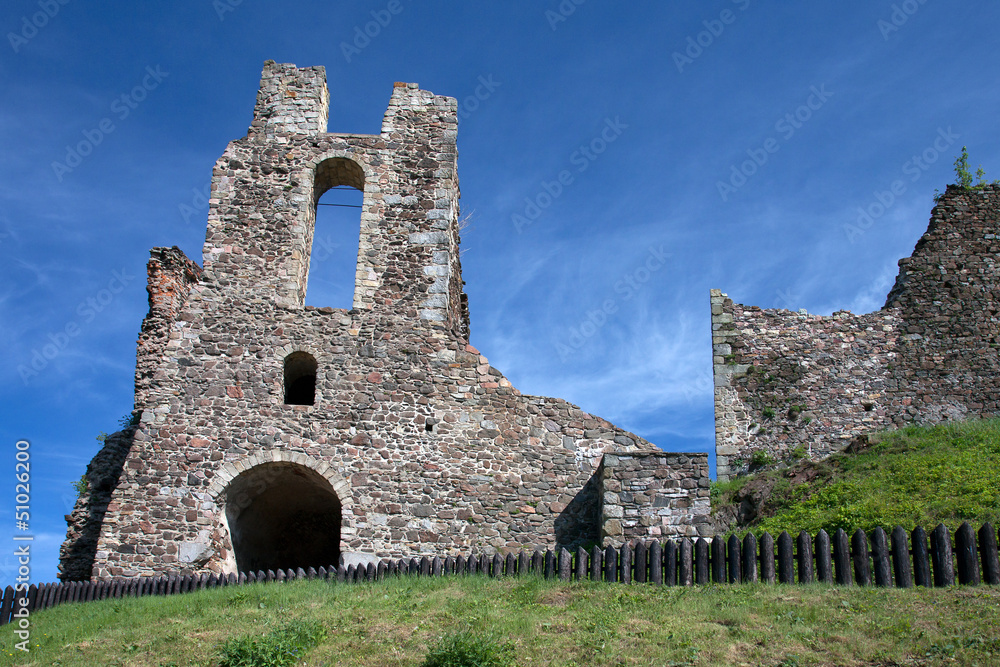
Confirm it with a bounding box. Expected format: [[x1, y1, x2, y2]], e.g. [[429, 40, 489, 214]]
[[419, 630, 514, 667], [3, 576, 1000, 666], [718, 418, 1000, 536], [217, 619, 325, 666]]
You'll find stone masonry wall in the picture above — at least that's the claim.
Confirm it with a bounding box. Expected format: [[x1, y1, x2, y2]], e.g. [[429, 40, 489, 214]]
[[713, 185, 1000, 481], [60, 62, 708, 581], [884, 187, 1000, 421], [599, 452, 711, 545], [134, 247, 204, 411]]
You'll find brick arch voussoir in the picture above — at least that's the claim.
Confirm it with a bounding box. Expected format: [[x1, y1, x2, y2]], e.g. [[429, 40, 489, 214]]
[[207, 450, 352, 508], [304, 149, 377, 195], [275, 344, 330, 367]]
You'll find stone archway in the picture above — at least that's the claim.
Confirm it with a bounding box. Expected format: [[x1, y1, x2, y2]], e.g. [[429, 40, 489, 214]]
[[212, 453, 351, 574]]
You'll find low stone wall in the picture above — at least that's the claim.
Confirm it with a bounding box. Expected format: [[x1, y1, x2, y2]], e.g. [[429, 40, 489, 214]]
[[600, 452, 711, 543]]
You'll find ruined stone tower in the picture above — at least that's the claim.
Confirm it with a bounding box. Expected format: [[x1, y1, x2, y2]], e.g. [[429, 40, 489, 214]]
[[60, 62, 710, 580]]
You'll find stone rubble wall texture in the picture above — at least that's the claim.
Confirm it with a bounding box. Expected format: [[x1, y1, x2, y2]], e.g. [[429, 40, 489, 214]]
[[599, 453, 712, 544], [713, 185, 1000, 481], [59, 62, 709, 581]]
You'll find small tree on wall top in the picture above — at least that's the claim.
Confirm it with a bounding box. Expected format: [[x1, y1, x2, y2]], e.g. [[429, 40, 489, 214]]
[[953, 145, 997, 189], [936, 146, 998, 201]]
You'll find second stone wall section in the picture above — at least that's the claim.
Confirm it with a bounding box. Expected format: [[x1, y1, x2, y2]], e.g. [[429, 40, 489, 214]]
[[599, 452, 711, 544], [711, 290, 900, 481]]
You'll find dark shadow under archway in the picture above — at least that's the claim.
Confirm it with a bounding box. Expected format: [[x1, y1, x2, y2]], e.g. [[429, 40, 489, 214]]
[[225, 463, 342, 573]]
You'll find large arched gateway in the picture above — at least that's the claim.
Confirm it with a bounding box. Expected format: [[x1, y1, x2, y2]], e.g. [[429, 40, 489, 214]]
[[223, 462, 343, 573]]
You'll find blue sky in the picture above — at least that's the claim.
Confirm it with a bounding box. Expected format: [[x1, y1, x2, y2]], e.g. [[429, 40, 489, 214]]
[[2, 2, 998, 583]]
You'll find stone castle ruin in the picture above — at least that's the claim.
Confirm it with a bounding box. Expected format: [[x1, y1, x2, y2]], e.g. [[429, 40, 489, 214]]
[[713, 185, 1000, 481], [59, 62, 710, 581], [61, 60, 997, 582]]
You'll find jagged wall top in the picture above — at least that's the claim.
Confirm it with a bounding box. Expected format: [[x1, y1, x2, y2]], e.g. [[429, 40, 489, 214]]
[[198, 63, 467, 336], [249, 61, 330, 139], [712, 185, 1000, 480]]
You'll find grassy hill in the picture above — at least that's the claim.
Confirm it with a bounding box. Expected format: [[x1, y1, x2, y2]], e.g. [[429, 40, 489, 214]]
[[7, 419, 1000, 666], [3, 576, 1000, 666], [712, 418, 1000, 536]]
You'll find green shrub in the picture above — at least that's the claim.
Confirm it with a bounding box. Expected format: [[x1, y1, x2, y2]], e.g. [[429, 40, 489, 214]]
[[420, 630, 515, 667], [710, 477, 749, 506], [935, 146, 998, 200], [953, 145, 996, 189], [762, 407, 775, 420], [217, 619, 326, 667], [72, 474, 89, 497], [749, 450, 775, 469]]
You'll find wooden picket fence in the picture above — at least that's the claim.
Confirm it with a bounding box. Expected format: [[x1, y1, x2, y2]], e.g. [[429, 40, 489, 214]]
[[3, 521, 998, 626]]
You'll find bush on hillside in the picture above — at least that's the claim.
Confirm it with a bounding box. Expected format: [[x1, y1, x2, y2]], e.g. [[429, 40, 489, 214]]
[[420, 630, 516, 667]]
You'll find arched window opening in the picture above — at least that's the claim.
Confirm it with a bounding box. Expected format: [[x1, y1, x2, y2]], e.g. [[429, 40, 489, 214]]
[[225, 463, 342, 573], [284, 351, 317, 406], [306, 157, 365, 309]]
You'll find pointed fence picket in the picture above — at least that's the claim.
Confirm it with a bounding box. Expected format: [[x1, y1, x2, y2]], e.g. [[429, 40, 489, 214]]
[[2, 521, 997, 626]]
